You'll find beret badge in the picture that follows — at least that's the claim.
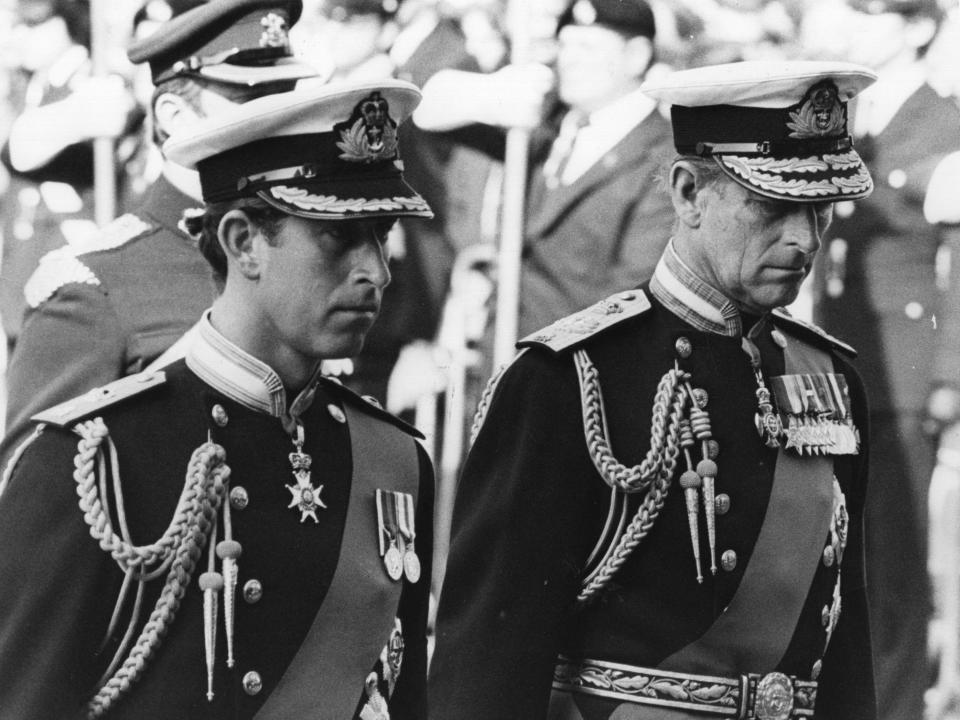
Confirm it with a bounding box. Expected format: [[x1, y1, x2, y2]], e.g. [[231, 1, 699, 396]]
[[259, 12, 290, 49], [336, 92, 399, 163]]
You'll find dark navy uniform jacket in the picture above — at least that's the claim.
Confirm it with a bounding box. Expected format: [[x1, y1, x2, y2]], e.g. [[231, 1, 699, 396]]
[[0, 329, 433, 719], [2, 175, 215, 462], [430, 256, 874, 719]]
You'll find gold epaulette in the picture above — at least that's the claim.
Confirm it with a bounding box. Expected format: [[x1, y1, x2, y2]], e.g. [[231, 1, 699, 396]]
[[771, 308, 857, 357], [23, 214, 153, 309], [32, 371, 167, 427], [518, 289, 652, 353]]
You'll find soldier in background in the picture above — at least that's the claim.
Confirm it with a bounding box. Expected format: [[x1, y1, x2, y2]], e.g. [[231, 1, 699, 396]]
[[0, 0, 317, 462], [0, 77, 434, 720], [430, 60, 878, 720], [803, 3, 960, 718]]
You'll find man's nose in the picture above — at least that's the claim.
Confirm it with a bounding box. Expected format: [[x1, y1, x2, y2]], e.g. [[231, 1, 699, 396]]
[[786, 206, 824, 255], [355, 235, 391, 289]]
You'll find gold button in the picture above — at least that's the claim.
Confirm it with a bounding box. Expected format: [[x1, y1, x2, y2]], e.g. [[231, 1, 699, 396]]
[[715, 493, 731, 515], [675, 337, 692, 359], [362, 395, 382, 408], [822, 545, 835, 567], [211, 404, 229, 427], [690, 388, 709, 408], [904, 302, 924, 320], [619, 291, 636, 301], [242, 670, 263, 695], [327, 403, 346, 423], [706, 440, 720, 459], [720, 549, 737, 572], [243, 579, 263, 604], [771, 329, 787, 348], [229, 486, 249, 511]]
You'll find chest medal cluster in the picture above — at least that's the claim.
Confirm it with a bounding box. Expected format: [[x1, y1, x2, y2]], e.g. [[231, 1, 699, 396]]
[[376, 489, 420, 583]]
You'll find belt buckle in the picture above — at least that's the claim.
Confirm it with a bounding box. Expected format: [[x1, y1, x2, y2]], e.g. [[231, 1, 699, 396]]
[[754, 672, 795, 720]]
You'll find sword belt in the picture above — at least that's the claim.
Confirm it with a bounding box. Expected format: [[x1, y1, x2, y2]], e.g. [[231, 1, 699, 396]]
[[553, 655, 817, 720]]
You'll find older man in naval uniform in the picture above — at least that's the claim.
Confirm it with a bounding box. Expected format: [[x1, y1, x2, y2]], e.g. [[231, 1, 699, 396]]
[[0, 78, 434, 720], [430, 60, 878, 720]]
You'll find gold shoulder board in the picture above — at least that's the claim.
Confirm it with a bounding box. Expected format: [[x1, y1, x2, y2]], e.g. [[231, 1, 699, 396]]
[[519, 289, 652, 353]]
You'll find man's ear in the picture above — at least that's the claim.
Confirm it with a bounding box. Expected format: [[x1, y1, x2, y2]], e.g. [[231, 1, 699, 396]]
[[218, 209, 261, 279], [669, 160, 706, 229], [153, 91, 202, 140]]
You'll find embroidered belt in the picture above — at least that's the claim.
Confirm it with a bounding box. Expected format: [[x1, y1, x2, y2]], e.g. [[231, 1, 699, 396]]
[[553, 656, 817, 720]]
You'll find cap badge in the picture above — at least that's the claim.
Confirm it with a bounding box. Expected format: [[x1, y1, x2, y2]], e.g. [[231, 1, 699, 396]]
[[336, 92, 399, 163], [260, 12, 290, 50], [787, 81, 845, 140], [572, 0, 597, 25]]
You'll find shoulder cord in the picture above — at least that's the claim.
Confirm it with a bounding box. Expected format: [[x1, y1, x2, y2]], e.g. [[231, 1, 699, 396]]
[[468, 350, 528, 447], [574, 350, 691, 603], [71, 418, 230, 718]]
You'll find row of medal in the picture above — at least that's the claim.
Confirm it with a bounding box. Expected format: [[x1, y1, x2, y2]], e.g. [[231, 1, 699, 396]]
[[376, 489, 421, 583], [768, 373, 861, 456]]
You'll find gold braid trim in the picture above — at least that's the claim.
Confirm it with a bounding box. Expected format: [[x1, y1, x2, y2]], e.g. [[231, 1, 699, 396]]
[[72, 418, 230, 718], [574, 350, 690, 603], [468, 350, 528, 448]]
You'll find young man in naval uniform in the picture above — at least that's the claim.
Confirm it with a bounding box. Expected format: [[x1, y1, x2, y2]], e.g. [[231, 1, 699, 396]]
[[0, 0, 318, 464], [429, 61, 878, 720], [0, 79, 434, 720]]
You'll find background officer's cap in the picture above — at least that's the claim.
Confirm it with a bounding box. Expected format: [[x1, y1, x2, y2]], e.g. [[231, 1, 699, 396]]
[[127, 0, 316, 86], [164, 79, 433, 220], [642, 60, 877, 203], [556, 0, 656, 39]]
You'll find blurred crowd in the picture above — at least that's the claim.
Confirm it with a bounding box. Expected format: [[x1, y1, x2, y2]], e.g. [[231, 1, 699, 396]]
[[1, 0, 960, 718]]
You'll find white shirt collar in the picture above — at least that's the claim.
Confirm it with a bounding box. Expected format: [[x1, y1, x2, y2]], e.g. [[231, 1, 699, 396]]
[[185, 311, 322, 421]]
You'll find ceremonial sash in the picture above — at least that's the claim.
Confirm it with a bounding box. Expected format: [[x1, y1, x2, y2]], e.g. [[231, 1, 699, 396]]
[[254, 405, 419, 720], [549, 334, 841, 720], [659, 333, 835, 676]]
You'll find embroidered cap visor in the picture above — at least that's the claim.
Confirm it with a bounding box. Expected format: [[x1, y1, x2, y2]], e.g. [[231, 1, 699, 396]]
[[642, 60, 878, 202], [163, 79, 433, 220]]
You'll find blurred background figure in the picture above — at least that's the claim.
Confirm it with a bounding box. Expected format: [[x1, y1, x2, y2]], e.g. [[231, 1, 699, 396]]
[[801, 2, 960, 720], [0, 0, 143, 353]]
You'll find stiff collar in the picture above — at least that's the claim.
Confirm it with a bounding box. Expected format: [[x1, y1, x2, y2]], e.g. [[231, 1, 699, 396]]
[[186, 311, 321, 425], [650, 240, 743, 337]]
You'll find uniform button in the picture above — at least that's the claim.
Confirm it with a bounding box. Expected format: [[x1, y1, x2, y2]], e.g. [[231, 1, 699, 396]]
[[243, 579, 263, 604], [229, 486, 249, 511], [327, 403, 346, 423], [706, 440, 720, 460], [619, 291, 636, 301], [888, 168, 906, 188], [715, 493, 731, 515], [362, 395, 382, 408], [242, 670, 263, 695], [211, 404, 229, 427], [690, 388, 709, 408], [821, 605, 831, 627], [720, 549, 737, 572], [675, 337, 693, 359], [904, 302, 924, 320], [811, 659, 822, 680], [771, 329, 787, 348], [822, 545, 835, 567]]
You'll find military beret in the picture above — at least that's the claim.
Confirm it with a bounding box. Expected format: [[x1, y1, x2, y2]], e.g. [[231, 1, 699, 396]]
[[127, 0, 316, 86], [321, 0, 399, 21], [556, 0, 656, 39], [642, 60, 877, 203], [847, 0, 944, 19], [163, 79, 433, 221]]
